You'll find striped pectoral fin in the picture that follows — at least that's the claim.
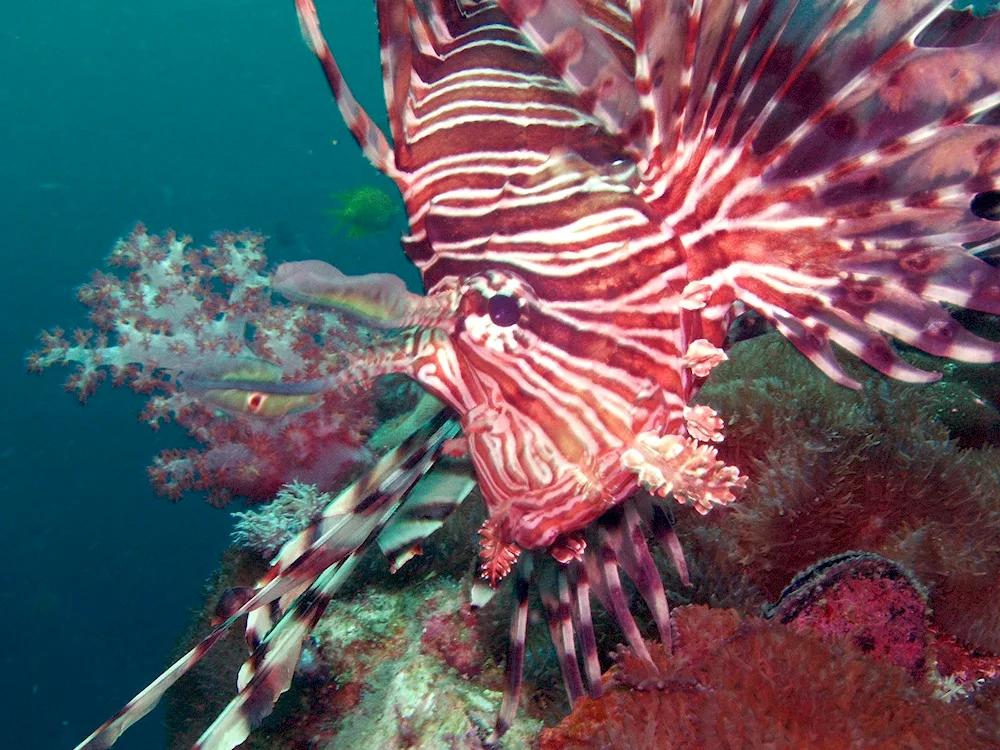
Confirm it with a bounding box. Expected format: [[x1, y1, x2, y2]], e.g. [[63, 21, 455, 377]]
[[703, 1, 982, 156], [75, 409, 462, 750], [758, 36, 1000, 188], [717, 238, 1000, 386], [754, 56, 1000, 250], [73, 570, 314, 750], [208, 418, 473, 749], [696, 22, 1000, 383], [74, 528, 373, 750], [679, 2, 1000, 387], [714, 0, 1000, 240]]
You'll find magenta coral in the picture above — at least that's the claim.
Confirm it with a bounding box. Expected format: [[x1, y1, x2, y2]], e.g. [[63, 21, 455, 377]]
[[27, 224, 376, 504], [765, 553, 930, 678]]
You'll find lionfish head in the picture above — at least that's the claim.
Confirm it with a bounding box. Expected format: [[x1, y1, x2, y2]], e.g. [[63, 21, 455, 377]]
[[445, 267, 658, 551], [274, 233, 742, 576]]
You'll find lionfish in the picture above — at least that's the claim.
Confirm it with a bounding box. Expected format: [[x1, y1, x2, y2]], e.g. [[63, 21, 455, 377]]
[[78, 0, 1000, 747]]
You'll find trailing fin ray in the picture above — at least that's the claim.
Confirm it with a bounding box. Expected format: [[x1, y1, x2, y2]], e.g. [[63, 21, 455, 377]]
[[294, 0, 400, 180], [75, 406, 464, 750]]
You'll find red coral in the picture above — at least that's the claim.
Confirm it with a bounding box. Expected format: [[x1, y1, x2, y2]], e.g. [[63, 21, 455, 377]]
[[420, 599, 486, 678], [28, 225, 376, 504], [933, 627, 1000, 694], [692, 333, 1000, 653], [539, 606, 993, 750]]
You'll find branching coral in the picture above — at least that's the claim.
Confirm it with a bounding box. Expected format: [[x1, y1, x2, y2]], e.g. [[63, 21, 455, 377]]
[[231, 481, 334, 556]]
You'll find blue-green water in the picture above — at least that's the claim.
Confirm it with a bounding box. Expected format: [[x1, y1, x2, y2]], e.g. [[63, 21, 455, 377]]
[[0, 3, 416, 748]]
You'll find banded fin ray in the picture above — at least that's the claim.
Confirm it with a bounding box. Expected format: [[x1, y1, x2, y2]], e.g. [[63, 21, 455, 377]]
[[496, 0, 645, 156], [236, 457, 477, 678], [377, 459, 478, 571], [498, 1, 1000, 382], [295, 0, 401, 181], [196, 557, 362, 749], [75, 406, 464, 750], [672, 1, 1000, 382], [202, 420, 476, 749]]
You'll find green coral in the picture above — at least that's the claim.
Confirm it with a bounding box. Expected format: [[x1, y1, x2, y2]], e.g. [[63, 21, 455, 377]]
[[326, 184, 400, 239]]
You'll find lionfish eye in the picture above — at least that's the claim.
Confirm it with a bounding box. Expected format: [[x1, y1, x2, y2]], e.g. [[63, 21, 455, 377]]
[[488, 293, 520, 327], [971, 191, 1000, 221]]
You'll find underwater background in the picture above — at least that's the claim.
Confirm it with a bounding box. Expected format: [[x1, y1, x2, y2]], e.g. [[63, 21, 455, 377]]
[[0, 3, 412, 748], [5, 2, 1000, 750]]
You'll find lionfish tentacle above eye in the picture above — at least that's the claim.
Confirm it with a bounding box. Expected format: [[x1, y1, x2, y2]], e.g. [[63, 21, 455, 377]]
[[272, 259, 460, 330]]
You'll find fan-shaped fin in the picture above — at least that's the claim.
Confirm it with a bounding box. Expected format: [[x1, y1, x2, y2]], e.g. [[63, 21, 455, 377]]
[[628, 0, 695, 161], [676, 2, 1000, 384], [724, 0, 949, 154], [770, 311, 864, 388]]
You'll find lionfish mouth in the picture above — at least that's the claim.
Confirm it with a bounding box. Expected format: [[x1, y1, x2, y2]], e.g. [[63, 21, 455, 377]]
[[484, 450, 638, 549]]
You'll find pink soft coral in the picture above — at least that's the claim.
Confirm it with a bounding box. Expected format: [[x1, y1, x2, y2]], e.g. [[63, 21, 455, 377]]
[[28, 224, 376, 504]]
